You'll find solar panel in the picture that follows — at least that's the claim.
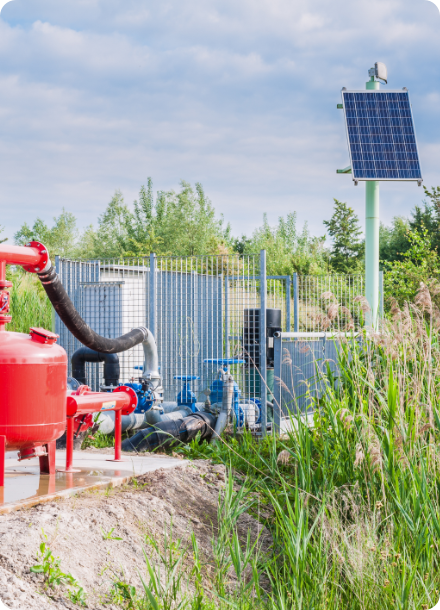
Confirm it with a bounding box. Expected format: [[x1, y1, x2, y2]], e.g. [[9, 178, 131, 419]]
[[341, 90, 422, 182]]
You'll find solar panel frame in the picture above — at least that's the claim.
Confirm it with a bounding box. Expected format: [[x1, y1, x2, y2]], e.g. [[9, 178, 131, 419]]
[[341, 89, 423, 183]]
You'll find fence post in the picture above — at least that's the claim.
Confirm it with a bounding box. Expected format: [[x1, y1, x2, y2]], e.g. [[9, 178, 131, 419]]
[[293, 273, 299, 332], [149, 253, 157, 339], [285, 275, 291, 332], [53, 255, 59, 334], [273, 334, 282, 434], [224, 275, 229, 358], [260, 250, 267, 436], [379, 270, 384, 319]]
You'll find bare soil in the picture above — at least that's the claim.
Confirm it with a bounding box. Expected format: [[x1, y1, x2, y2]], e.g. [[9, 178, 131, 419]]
[[0, 457, 269, 609]]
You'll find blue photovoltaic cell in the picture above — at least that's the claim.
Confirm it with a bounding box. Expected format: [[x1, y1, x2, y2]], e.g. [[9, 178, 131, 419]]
[[342, 91, 422, 181]]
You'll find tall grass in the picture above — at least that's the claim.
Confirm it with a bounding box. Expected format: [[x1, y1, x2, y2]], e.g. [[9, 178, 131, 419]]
[[6, 269, 52, 333], [7, 272, 440, 608], [129, 284, 440, 610]]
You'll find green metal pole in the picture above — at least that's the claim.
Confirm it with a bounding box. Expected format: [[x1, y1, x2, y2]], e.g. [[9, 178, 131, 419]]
[[365, 75, 380, 327]]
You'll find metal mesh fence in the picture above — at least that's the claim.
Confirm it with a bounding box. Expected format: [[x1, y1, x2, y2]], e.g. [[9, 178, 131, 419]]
[[273, 335, 341, 417], [267, 276, 291, 331], [155, 255, 260, 402], [273, 333, 361, 429], [56, 257, 151, 392], [56, 255, 266, 409], [55, 256, 371, 429], [296, 274, 365, 332]]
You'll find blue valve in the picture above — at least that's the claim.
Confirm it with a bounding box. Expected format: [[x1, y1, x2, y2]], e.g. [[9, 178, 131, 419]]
[[204, 360, 242, 418], [174, 375, 200, 412], [204, 358, 244, 371]]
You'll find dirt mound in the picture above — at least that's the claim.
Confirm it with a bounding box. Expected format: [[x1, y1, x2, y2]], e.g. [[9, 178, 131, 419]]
[[0, 459, 269, 609]]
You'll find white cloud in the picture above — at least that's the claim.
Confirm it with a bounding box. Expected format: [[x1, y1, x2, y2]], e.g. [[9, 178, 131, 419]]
[[0, 0, 438, 241]]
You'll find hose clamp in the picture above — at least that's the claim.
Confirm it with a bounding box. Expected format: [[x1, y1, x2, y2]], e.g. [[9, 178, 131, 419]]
[[133, 326, 149, 340], [38, 267, 58, 285]]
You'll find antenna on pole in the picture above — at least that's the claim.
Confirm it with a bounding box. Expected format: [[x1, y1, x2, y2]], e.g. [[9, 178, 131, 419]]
[[369, 62, 388, 84]]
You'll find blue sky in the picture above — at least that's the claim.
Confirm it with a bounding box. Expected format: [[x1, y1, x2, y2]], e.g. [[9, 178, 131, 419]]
[[0, 0, 439, 241]]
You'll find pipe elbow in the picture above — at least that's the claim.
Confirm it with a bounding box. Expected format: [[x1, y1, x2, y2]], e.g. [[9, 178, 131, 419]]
[[71, 346, 120, 388], [142, 329, 160, 380]]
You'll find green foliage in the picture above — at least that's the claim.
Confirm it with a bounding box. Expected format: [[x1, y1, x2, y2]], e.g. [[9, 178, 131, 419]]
[[323, 199, 363, 272], [380, 187, 440, 266], [14, 209, 79, 260], [237, 212, 329, 275], [83, 190, 131, 258], [379, 216, 411, 264], [101, 527, 123, 541], [409, 186, 440, 252], [80, 180, 231, 259], [81, 428, 132, 450], [140, 530, 188, 610], [30, 541, 86, 605], [383, 227, 440, 306], [0, 224, 7, 244], [6, 268, 52, 333], [151, 181, 231, 257]]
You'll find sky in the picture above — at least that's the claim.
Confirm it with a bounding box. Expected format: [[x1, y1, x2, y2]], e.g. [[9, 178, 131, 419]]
[[0, 0, 439, 242]]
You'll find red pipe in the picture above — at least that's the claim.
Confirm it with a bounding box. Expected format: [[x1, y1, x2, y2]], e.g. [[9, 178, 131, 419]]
[[59, 386, 137, 472], [66, 389, 135, 418], [0, 262, 9, 332], [0, 243, 45, 268], [0, 435, 5, 489], [0, 242, 49, 331], [63, 418, 77, 473], [114, 411, 122, 461]]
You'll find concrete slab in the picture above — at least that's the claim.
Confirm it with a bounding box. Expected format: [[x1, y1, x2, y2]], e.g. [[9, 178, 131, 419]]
[[0, 450, 186, 515]]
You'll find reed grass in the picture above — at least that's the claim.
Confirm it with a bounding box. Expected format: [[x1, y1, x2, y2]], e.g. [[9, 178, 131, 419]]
[[6, 269, 52, 333], [124, 284, 440, 610], [8, 273, 440, 608]]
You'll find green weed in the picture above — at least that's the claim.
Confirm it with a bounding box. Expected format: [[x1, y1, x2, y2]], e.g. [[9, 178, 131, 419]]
[[30, 542, 86, 606], [101, 527, 123, 541]]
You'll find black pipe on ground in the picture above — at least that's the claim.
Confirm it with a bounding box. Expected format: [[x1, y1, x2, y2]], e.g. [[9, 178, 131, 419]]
[[37, 266, 147, 353], [121, 412, 217, 452], [71, 346, 120, 388]]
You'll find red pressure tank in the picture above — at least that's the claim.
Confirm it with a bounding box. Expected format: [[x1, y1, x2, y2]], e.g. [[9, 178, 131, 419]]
[[0, 327, 67, 454]]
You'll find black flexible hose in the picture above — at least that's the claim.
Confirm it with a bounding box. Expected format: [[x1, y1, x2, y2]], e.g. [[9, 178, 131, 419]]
[[71, 346, 120, 387], [38, 266, 147, 354], [121, 412, 217, 452]]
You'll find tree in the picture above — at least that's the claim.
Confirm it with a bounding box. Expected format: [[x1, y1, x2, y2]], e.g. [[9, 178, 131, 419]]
[[232, 234, 252, 255], [237, 212, 329, 276], [379, 216, 410, 264], [323, 200, 363, 273], [79, 180, 231, 259], [123, 179, 156, 254], [154, 181, 231, 256], [409, 186, 440, 253], [81, 190, 132, 259], [0, 225, 7, 244], [383, 227, 440, 307], [14, 210, 78, 259]]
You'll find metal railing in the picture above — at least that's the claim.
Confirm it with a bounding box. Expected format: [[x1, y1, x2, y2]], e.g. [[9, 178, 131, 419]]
[[56, 253, 271, 429], [55, 254, 375, 434]]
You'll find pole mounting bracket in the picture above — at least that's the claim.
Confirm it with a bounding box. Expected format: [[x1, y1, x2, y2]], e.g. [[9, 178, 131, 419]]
[[336, 166, 352, 174]]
